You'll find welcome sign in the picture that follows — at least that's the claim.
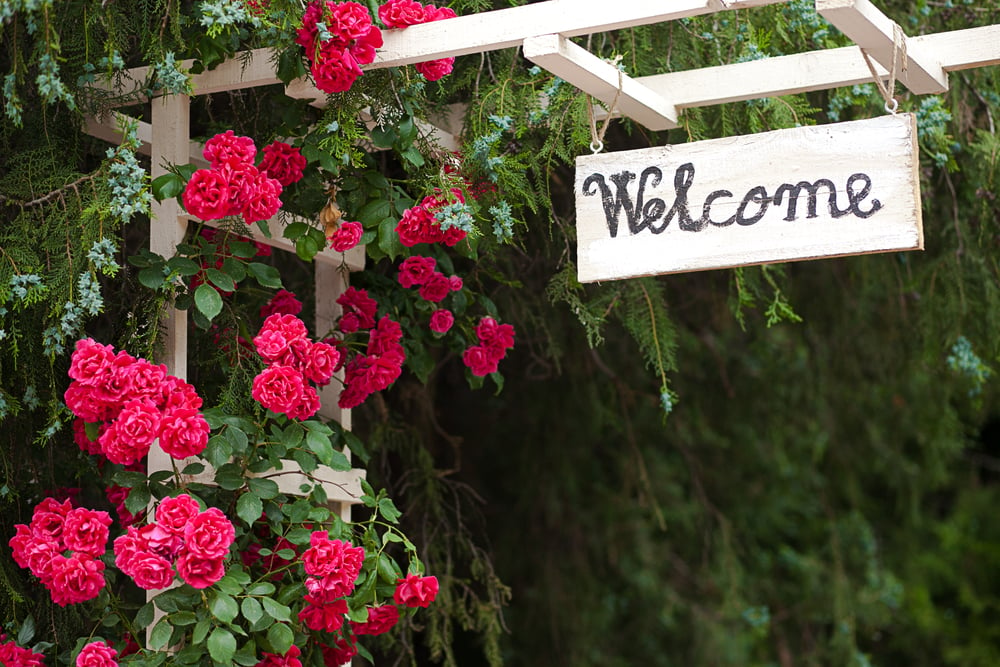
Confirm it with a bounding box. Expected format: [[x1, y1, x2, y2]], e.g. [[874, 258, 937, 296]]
[[575, 114, 923, 282]]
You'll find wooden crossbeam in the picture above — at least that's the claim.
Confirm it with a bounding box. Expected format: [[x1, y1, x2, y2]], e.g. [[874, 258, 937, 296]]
[[523, 34, 678, 131], [634, 24, 999, 110], [815, 0, 948, 94]]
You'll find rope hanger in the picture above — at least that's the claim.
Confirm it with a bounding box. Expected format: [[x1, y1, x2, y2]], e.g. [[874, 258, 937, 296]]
[[860, 22, 907, 114], [586, 64, 624, 154]]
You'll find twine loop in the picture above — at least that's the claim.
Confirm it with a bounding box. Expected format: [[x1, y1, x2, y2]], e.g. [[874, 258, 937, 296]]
[[860, 22, 907, 115], [586, 62, 624, 154]]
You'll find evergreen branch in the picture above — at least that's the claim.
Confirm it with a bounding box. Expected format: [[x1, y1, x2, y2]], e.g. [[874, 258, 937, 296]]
[[0, 172, 100, 210]]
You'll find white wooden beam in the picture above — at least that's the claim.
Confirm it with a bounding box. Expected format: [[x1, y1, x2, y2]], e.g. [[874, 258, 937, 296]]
[[523, 34, 678, 131], [636, 24, 999, 110], [815, 0, 948, 94]]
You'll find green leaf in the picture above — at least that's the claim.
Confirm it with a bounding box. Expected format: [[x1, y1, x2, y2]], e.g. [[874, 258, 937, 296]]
[[276, 46, 307, 84], [138, 266, 167, 290], [134, 603, 155, 631], [370, 125, 397, 149], [400, 146, 425, 167], [378, 216, 405, 260], [329, 448, 352, 472], [347, 605, 369, 623], [149, 619, 173, 650], [204, 434, 233, 470], [261, 597, 292, 622], [248, 477, 280, 499], [246, 582, 276, 596], [16, 615, 35, 645], [292, 447, 318, 473], [266, 623, 293, 655], [216, 573, 243, 596], [194, 283, 223, 320], [234, 639, 260, 666], [214, 463, 246, 491], [356, 199, 391, 226], [125, 484, 151, 515], [295, 234, 320, 261], [377, 552, 402, 584], [378, 497, 402, 523], [151, 172, 186, 202], [283, 222, 309, 239], [181, 462, 205, 475], [228, 240, 258, 259], [236, 492, 263, 525], [113, 470, 148, 488], [342, 430, 370, 464], [192, 619, 211, 645], [248, 262, 282, 288], [206, 267, 237, 292], [207, 627, 237, 663], [166, 256, 202, 276], [210, 593, 239, 624], [241, 597, 264, 625], [169, 611, 197, 626], [305, 428, 334, 466], [225, 425, 250, 454]]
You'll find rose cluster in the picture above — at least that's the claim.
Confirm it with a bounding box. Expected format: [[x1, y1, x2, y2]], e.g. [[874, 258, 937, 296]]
[[338, 313, 406, 409], [76, 641, 119, 667], [252, 313, 341, 420], [462, 316, 516, 377], [114, 494, 235, 590], [183, 131, 305, 224], [335, 286, 378, 334], [395, 190, 468, 247], [377, 0, 457, 81], [9, 498, 111, 606], [0, 635, 45, 667], [65, 338, 210, 465], [298, 531, 366, 633], [254, 645, 302, 667], [296, 1, 383, 94], [397, 255, 461, 333]]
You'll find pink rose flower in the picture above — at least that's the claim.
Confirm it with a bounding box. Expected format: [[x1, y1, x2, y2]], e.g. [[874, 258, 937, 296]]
[[68, 338, 115, 385], [0, 637, 46, 667], [48, 552, 105, 606], [77, 640, 118, 667], [138, 523, 184, 561], [351, 604, 400, 635], [286, 383, 321, 421], [123, 359, 168, 402], [255, 645, 302, 667], [329, 220, 363, 252], [114, 397, 161, 447], [261, 289, 303, 319], [241, 171, 283, 224], [113, 527, 146, 576], [448, 274, 463, 291], [252, 365, 307, 416], [183, 168, 231, 221], [159, 375, 204, 411], [378, 0, 426, 27], [158, 407, 210, 459], [155, 494, 202, 536], [311, 45, 363, 94], [304, 341, 341, 384], [418, 271, 451, 303], [62, 508, 112, 557], [203, 130, 257, 167], [302, 532, 364, 580], [462, 345, 498, 377], [254, 314, 310, 363], [184, 507, 235, 559], [259, 141, 307, 187], [415, 57, 454, 81], [298, 598, 348, 633], [129, 551, 175, 590], [397, 255, 437, 288], [393, 573, 439, 608], [29, 497, 72, 544], [429, 309, 454, 333], [176, 553, 226, 589]]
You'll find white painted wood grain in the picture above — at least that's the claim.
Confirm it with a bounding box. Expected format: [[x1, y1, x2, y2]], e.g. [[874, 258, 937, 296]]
[[575, 114, 922, 282]]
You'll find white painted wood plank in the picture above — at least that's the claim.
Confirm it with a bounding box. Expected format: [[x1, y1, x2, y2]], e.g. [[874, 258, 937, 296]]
[[575, 114, 922, 282], [816, 0, 948, 94], [523, 34, 678, 131], [636, 24, 1000, 110]]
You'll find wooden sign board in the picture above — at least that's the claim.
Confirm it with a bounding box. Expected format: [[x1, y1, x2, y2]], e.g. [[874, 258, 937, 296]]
[[575, 114, 923, 282]]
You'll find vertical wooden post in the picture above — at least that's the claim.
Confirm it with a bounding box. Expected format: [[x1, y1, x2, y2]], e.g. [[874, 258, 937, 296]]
[[146, 92, 190, 624]]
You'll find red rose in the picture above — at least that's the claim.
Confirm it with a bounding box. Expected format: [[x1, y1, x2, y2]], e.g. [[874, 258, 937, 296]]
[[113, 398, 161, 449], [259, 141, 307, 187], [320, 637, 357, 666], [113, 527, 146, 576], [158, 406, 210, 459], [138, 523, 184, 560], [397, 255, 437, 287], [203, 130, 256, 167], [155, 494, 202, 536], [305, 341, 341, 384], [429, 309, 454, 333], [76, 640, 118, 667], [378, 0, 426, 27], [261, 289, 304, 319], [29, 497, 72, 544], [62, 508, 112, 557], [176, 552, 226, 589], [123, 358, 168, 402], [393, 573, 439, 608], [329, 1, 376, 41], [128, 551, 174, 590], [329, 220, 363, 252], [418, 271, 451, 302], [241, 171, 283, 224], [254, 314, 310, 363], [183, 507, 235, 559], [68, 338, 115, 385], [311, 45, 363, 94], [286, 383, 322, 421], [448, 274, 463, 291], [302, 532, 364, 580], [298, 598, 348, 633], [415, 57, 454, 81], [48, 552, 105, 606], [351, 604, 400, 635], [252, 365, 308, 415], [462, 345, 498, 377], [183, 168, 231, 220]]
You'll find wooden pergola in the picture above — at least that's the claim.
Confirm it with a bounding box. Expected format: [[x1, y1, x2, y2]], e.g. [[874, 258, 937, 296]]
[[82, 0, 1000, 527]]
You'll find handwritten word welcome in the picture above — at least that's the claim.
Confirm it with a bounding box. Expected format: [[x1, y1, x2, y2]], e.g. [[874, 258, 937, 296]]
[[582, 163, 883, 238]]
